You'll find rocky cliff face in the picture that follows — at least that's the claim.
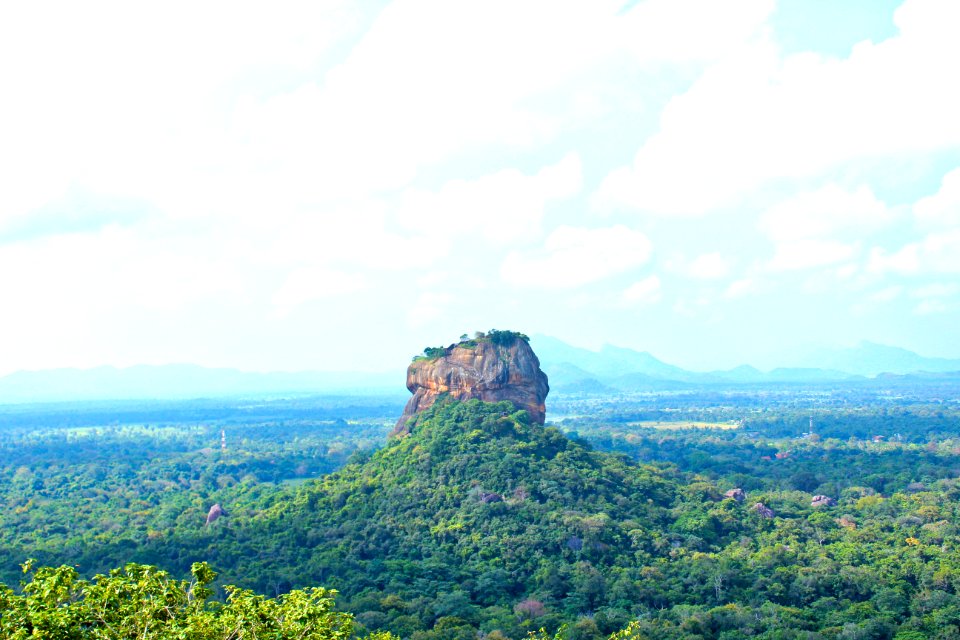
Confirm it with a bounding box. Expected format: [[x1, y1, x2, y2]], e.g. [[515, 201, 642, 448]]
[[393, 332, 549, 435]]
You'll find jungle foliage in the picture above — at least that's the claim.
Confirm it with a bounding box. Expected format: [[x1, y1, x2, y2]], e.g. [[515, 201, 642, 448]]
[[0, 560, 397, 639], [4, 393, 960, 638]]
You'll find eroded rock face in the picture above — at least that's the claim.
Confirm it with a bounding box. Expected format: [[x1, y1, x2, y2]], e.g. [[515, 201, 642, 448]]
[[392, 334, 549, 436]]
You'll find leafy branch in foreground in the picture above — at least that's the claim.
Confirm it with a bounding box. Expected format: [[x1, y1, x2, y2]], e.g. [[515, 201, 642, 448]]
[[0, 560, 398, 640]]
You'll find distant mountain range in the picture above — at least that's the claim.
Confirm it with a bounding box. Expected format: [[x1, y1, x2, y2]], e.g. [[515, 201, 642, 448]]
[[530, 335, 960, 393], [793, 341, 960, 377], [0, 364, 398, 404], [1, 337, 958, 404]]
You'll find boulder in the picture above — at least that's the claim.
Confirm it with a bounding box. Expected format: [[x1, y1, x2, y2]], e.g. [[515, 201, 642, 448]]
[[811, 495, 837, 508], [206, 503, 224, 525], [724, 488, 746, 502], [753, 502, 774, 518]]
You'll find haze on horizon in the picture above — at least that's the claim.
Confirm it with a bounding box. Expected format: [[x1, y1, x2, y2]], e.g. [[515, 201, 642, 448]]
[[2, 0, 959, 377]]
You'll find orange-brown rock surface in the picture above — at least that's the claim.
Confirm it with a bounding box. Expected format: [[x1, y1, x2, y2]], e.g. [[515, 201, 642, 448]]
[[392, 332, 549, 436]]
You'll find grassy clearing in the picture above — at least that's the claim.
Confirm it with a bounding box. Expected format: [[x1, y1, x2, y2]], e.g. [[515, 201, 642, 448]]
[[627, 420, 740, 430]]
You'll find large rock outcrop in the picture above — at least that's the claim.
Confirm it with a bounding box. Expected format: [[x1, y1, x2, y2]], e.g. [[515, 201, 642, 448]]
[[392, 331, 549, 436], [205, 503, 224, 525]]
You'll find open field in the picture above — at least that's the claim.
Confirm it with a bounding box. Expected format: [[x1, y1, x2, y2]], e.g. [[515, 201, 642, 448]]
[[626, 420, 741, 430]]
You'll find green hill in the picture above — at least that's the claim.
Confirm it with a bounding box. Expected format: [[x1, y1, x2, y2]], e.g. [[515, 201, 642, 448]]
[[9, 395, 960, 638], [177, 399, 676, 636]]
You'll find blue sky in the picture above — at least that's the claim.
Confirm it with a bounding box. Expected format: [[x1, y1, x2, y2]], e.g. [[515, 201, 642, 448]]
[[1, 0, 959, 376]]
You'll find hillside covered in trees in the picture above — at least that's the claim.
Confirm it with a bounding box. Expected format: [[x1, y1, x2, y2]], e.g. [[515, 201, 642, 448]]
[[4, 393, 960, 638]]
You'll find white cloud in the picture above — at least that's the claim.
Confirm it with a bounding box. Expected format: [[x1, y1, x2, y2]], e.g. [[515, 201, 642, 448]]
[[620, 276, 662, 305], [867, 244, 920, 275], [724, 277, 766, 299], [801, 263, 860, 294], [0, 0, 777, 232], [618, 0, 773, 63], [2, 0, 958, 375], [229, 3, 593, 200], [911, 282, 959, 299], [759, 185, 893, 242], [223, 0, 777, 204], [672, 296, 713, 318], [869, 229, 960, 275], [767, 239, 859, 272], [910, 281, 958, 315], [757, 185, 892, 274], [0, 1, 362, 220], [255, 204, 439, 271], [0, 226, 249, 372], [406, 292, 453, 328], [396, 154, 582, 244], [915, 167, 960, 229], [272, 267, 367, 314], [595, 0, 960, 215], [0, 227, 245, 314], [870, 285, 904, 303], [914, 298, 948, 315], [687, 252, 731, 279], [500, 225, 652, 289]]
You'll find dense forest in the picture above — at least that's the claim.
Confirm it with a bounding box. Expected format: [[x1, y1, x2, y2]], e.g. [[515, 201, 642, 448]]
[[0, 397, 399, 584], [3, 390, 960, 638]]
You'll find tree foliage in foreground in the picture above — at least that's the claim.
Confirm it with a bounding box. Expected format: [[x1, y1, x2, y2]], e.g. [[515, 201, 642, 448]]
[[0, 560, 396, 640], [1, 560, 654, 639]]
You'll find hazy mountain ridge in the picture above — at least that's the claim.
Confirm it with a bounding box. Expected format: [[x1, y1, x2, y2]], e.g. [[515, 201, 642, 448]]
[[795, 341, 960, 376], [0, 364, 397, 403], [2, 336, 958, 403], [531, 335, 960, 392]]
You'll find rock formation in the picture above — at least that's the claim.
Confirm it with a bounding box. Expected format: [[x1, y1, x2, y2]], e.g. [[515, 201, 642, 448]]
[[753, 502, 775, 519], [206, 503, 224, 525], [724, 488, 746, 502], [811, 495, 837, 508], [392, 331, 549, 436]]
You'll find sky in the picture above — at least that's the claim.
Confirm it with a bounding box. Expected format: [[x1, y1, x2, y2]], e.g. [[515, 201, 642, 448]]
[[1, 0, 959, 376]]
